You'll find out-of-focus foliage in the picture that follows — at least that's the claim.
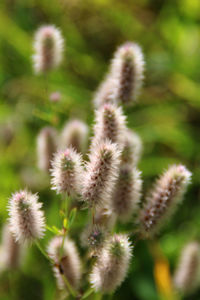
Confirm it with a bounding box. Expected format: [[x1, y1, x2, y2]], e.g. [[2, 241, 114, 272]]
[[0, 0, 200, 299]]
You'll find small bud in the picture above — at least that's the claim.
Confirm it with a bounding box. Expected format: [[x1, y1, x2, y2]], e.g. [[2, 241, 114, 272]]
[[0, 224, 23, 270], [33, 25, 64, 73], [47, 236, 81, 289], [174, 242, 200, 295], [37, 126, 58, 172], [120, 129, 142, 166], [110, 42, 144, 105], [60, 120, 89, 153], [111, 166, 142, 222], [82, 141, 121, 207], [50, 91, 61, 102], [90, 234, 132, 293], [91, 104, 126, 149], [8, 190, 46, 243], [51, 148, 83, 196], [139, 165, 191, 239]]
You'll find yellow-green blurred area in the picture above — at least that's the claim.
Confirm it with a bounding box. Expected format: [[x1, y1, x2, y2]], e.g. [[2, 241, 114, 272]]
[[0, 0, 200, 299]]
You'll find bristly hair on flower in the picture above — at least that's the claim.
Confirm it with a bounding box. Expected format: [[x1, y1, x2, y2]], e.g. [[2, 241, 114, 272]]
[[37, 126, 58, 173], [173, 241, 200, 295], [50, 148, 84, 196], [33, 25, 64, 73], [8, 190, 46, 243], [110, 42, 145, 105], [90, 234, 132, 293], [81, 140, 121, 208], [47, 236, 81, 290], [91, 103, 126, 150], [60, 119, 89, 153], [120, 129, 142, 166], [93, 74, 117, 108], [139, 164, 192, 239], [111, 166, 142, 222]]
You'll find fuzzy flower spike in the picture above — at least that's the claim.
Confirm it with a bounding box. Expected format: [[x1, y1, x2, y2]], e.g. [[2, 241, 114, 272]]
[[8, 190, 45, 243], [82, 140, 121, 207], [110, 42, 144, 105], [173, 241, 200, 295], [139, 164, 191, 239], [33, 25, 64, 73], [51, 148, 83, 196], [91, 103, 126, 149], [90, 234, 132, 293]]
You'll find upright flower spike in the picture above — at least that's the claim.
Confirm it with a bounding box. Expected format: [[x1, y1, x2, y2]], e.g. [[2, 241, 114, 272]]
[[0, 224, 23, 270], [173, 242, 200, 295], [37, 126, 57, 172], [111, 166, 142, 222], [90, 234, 132, 293], [82, 141, 121, 207], [60, 120, 89, 153], [91, 103, 126, 149], [139, 165, 191, 239], [120, 129, 142, 166], [93, 75, 117, 108], [47, 236, 81, 290], [110, 42, 144, 105], [8, 190, 45, 243], [33, 25, 64, 73], [51, 148, 83, 196]]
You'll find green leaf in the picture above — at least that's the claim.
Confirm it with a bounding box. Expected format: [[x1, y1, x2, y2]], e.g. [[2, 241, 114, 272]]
[[68, 208, 77, 227]]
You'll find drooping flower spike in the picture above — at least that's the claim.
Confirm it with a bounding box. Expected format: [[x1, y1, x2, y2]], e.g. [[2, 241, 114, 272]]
[[8, 190, 46, 243], [173, 241, 200, 295], [60, 119, 89, 153], [33, 25, 64, 73], [37, 126, 57, 172], [47, 236, 81, 290], [90, 234, 132, 293], [91, 103, 126, 149], [82, 140, 121, 207], [110, 42, 145, 105], [139, 164, 191, 239], [51, 148, 83, 196]]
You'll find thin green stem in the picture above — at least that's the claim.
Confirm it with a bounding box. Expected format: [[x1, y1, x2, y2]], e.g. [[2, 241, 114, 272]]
[[81, 287, 95, 299], [61, 274, 77, 298], [35, 240, 53, 263]]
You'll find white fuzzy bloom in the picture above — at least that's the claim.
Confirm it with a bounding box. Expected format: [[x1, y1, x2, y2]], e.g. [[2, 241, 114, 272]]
[[8, 190, 45, 243], [82, 141, 121, 207], [93, 74, 117, 108], [0, 223, 23, 270], [90, 234, 132, 293], [110, 42, 145, 105], [91, 103, 126, 149], [47, 236, 81, 289], [51, 148, 84, 196], [139, 164, 192, 239], [121, 129, 142, 166], [111, 166, 142, 222], [174, 242, 200, 295], [33, 25, 64, 73], [60, 120, 89, 153], [37, 126, 58, 172]]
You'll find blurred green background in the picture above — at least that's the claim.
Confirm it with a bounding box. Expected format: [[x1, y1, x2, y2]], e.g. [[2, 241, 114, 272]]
[[0, 0, 200, 299]]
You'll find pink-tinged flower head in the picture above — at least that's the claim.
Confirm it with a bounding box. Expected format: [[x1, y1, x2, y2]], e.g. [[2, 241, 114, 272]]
[[47, 236, 81, 289], [111, 166, 142, 222], [82, 141, 121, 207], [0, 223, 24, 270], [91, 103, 126, 149], [8, 190, 46, 243], [60, 120, 89, 153], [33, 25, 64, 73], [50, 91, 61, 102], [174, 242, 200, 295], [93, 74, 117, 108], [90, 234, 132, 293], [51, 148, 83, 196], [139, 164, 191, 239], [121, 129, 142, 166], [110, 42, 144, 105], [37, 126, 58, 173]]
